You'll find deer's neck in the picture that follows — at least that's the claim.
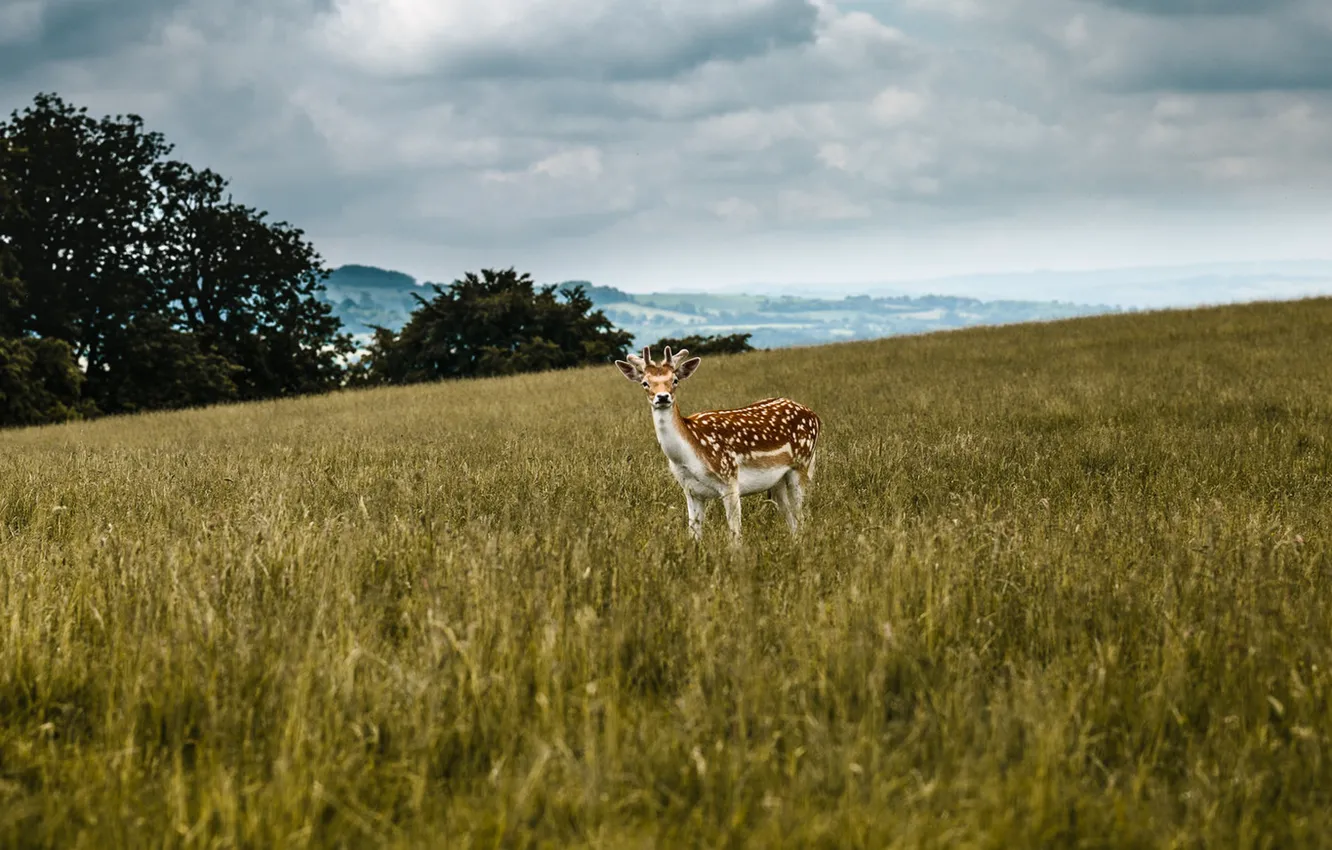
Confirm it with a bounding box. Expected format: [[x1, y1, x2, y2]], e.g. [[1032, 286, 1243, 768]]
[[652, 404, 703, 467]]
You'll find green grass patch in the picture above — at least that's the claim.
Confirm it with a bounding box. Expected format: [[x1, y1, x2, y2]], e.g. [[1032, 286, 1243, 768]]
[[3, 299, 1332, 847]]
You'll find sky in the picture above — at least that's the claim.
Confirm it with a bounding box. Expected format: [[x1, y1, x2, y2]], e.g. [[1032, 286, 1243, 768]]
[[4, 0, 1332, 298]]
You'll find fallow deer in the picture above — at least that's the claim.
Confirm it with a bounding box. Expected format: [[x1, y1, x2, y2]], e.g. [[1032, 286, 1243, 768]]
[[616, 346, 820, 544]]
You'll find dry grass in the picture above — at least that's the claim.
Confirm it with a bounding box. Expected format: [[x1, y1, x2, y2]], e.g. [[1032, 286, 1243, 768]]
[[3, 298, 1332, 848]]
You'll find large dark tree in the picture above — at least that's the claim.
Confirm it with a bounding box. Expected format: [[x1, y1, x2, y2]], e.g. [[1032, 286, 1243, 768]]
[[353, 268, 633, 385], [0, 140, 89, 427], [91, 315, 241, 414], [0, 139, 22, 335], [0, 95, 168, 375], [0, 93, 352, 415], [150, 161, 350, 399]]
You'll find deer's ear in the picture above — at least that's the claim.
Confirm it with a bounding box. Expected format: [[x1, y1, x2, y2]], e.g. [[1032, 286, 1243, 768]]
[[675, 357, 701, 381], [616, 360, 643, 382]]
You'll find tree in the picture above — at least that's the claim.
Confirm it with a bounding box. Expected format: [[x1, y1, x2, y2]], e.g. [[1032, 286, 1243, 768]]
[[352, 268, 633, 385], [0, 94, 169, 380], [0, 142, 89, 428], [91, 315, 241, 413], [649, 332, 755, 357], [0, 93, 351, 415], [150, 161, 351, 399], [0, 138, 22, 335], [0, 336, 92, 427]]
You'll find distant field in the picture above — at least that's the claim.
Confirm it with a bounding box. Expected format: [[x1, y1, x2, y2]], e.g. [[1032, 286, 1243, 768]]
[[3, 299, 1332, 847], [318, 264, 1116, 351]]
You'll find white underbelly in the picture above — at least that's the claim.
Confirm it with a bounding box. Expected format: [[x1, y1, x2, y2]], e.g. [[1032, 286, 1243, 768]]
[[671, 461, 724, 497], [737, 464, 791, 496]]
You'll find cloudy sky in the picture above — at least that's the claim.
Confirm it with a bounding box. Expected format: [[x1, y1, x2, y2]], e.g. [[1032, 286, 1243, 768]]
[[4, 0, 1332, 296]]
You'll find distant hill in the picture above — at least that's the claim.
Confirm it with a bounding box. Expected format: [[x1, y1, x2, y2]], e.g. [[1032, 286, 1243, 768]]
[[591, 291, 1118, 350], [558, 281, 635, 304], [321, 264, 428, 336], [319, 264, 1120, 349], [327, 264, 418, 290]]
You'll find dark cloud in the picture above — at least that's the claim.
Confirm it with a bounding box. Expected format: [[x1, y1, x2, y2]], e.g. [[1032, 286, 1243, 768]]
[[1026, 0, 1332, 93], [1096, 0, 1296, 15], [2, 0, 1331, 282], [1110, 45, 1332, 93], [0, 0, 182, 77], [439, 0, 822, 81]]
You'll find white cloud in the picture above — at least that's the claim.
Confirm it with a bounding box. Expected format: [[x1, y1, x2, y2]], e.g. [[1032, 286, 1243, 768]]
[[816, 142, 850, 171], [870, 87, 925, 125], [532, 147, 604, 180]]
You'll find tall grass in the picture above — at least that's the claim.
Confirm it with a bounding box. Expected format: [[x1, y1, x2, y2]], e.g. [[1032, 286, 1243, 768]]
[[3, 299, 1332, 847]]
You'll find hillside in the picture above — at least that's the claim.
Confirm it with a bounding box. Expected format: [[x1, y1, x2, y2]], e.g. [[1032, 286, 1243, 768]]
[[321, 264, 430, 336], [3, 300, 1332, 846], [319, 264, 1118, 346]]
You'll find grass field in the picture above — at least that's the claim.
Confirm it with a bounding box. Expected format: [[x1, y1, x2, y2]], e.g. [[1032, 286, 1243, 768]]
[[3, 299, 1332, 848]]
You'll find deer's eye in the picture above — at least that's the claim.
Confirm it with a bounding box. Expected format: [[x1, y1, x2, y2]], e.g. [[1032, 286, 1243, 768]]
[[673, 377, 679, 385], [641, 381, 649, 388]]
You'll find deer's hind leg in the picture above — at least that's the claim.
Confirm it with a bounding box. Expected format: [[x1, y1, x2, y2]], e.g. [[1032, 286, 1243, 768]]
[[768, 477, 799, 536], [722, 483, 743, 547], [783, 467, 808, 532]]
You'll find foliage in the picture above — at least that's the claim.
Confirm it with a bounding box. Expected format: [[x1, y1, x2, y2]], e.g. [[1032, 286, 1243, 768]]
[[649, 331, 755, 356], [89, 315, 241, 413], [0, 335, 92, 426], [0, 92, 351, 415], [0, 140, 21, 331], [352, 267, 633, 385], [0, 93, 166, 367], [151, 162, 351, 399], [3, 299, 1332, 845], [0, 139, 91, 429], [0, 133, 92, 428]]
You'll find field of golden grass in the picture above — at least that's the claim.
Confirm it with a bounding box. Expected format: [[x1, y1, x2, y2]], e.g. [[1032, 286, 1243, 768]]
[[3, 298, 1332, 848]]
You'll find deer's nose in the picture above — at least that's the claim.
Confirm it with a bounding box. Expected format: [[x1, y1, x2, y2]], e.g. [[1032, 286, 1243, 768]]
[[654, 393, 673, 405]]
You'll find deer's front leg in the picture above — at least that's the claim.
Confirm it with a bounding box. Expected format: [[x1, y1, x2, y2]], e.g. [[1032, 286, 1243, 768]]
[[686, 491, 707, 541], [722, 483, 742, 546]]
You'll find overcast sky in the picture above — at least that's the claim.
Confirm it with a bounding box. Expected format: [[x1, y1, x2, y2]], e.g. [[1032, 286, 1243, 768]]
[[4, 0, 1332, 296]]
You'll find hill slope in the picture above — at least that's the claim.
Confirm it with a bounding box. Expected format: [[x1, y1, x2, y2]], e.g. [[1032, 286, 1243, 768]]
[[3, 301, 1332, 846]]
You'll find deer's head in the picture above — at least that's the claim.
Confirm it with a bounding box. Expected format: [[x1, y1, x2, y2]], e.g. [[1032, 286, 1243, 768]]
[[616, 346, 702, 409]]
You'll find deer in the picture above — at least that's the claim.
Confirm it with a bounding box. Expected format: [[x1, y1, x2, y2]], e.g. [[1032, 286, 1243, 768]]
[[616, 345, 821, 545]]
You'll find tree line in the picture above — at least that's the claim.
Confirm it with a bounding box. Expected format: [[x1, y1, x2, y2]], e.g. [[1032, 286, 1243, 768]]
[[0, 93, 750, 429]]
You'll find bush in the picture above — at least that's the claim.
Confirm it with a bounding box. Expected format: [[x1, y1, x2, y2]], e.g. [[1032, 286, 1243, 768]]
[[648, 332, 754, 357], [0, 336, 94, 427], [352, 268, 633, 385]]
